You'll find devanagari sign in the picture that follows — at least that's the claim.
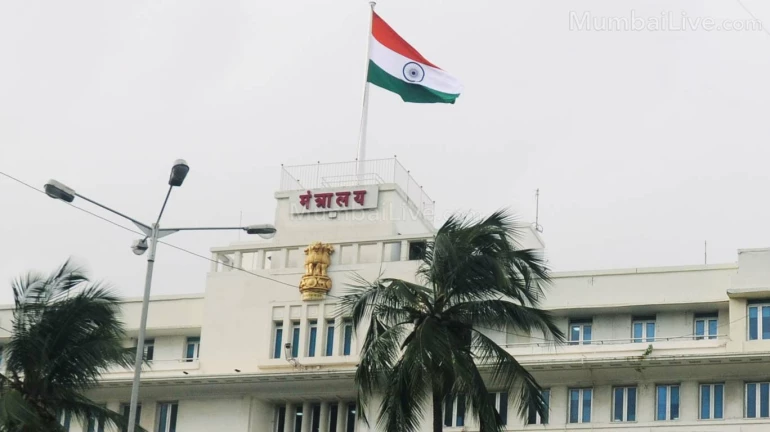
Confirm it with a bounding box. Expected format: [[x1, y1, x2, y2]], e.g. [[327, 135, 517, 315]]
[[290, 186, 379, 214]]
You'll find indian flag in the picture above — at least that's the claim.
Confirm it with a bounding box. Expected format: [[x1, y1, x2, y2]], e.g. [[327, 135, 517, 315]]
[[368, 12, 462, 104]]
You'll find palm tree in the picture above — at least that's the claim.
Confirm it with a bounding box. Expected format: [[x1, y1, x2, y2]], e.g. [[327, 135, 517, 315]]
[[342, 211, 564, 432], [0, 260, 137, 431]]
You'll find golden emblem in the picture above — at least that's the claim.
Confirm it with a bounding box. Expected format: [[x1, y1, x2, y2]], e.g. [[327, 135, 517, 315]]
[[299, 242, 334, 301]]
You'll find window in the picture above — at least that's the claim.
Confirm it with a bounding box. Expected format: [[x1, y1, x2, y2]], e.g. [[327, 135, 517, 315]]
[[87, 408, 106, 432], [700, 383, 724, 419], [358, 243, 378, 263], [273, 322, 284, 359], [612, 386, 637, 422], [339, 245, 355, 265], [748, 303, 770, 340], [526, 389, 550, 425], [120, 404, 142, 432], [632, 316, 655, 343], [568, 388, 592, 423], [286, 248, 302, 268], [275, 406, 286, 432], [263, 250, 277, 269], [58, 410, 71, 431], [383, 242, 401, 262], [408, 241, 426, 260], [325, 320, 335, 356], [311, 404, 321, 432], [185, 337, 200, 361], [328, 404, 338, 432], [291, 322, 300, 358], [444, 394, 466, 427], [342, 320, 353, 356], [568, 319, 592, 345], [345, 403, 356, 432], [156, 402, 178, 432], [488, 392, 508, 425], [695, 313, 718, 340], [746, 382, 770, 418], [308, 321, 318, 357], [144, 339, 155, 361], [656, 384, 680, 420], [0, 345, 4, 366], [293, 405, 303, 432]]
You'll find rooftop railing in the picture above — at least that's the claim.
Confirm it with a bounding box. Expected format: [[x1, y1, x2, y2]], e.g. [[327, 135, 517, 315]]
[[279, 158, 435, 220]]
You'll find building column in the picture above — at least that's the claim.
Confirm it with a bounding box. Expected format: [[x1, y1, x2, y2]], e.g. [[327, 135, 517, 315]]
[[301, 402, 312, 432], [284, 403, 295, 432], [319, 402, 330, 432]]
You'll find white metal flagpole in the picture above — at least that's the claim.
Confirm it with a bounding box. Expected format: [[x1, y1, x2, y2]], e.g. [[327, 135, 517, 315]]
[[356, 1, 376, 177]]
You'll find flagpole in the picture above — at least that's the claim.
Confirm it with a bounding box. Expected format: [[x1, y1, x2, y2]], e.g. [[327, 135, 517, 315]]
[[356, 1, 376, 178]]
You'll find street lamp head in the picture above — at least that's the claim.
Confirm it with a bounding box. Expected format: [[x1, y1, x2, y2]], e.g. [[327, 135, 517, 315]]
[[44, 179, 76, 203], [168, 159, 189, 187], [131, 238, 149, 255], [245, 224, 277, 239]]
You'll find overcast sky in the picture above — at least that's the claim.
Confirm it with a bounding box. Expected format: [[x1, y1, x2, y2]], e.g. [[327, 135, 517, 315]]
[[2, 0, 770, 302]]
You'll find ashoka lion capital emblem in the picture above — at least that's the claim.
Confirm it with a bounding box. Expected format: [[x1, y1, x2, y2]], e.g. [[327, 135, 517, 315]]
[[299, 242, 334, 301]]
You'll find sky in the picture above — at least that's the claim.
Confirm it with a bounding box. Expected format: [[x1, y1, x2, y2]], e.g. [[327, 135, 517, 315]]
[[1, 0, 770, 303]]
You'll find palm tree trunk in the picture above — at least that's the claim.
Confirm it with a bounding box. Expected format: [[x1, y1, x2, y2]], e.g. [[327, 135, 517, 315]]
[[432, 387, 444, 432]]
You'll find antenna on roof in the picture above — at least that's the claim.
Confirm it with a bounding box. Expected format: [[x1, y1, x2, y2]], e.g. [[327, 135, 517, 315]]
[[534, 189, 544, 233]]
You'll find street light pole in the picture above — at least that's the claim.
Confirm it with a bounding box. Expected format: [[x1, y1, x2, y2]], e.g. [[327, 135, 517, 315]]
[[44, 160, 276, 432]]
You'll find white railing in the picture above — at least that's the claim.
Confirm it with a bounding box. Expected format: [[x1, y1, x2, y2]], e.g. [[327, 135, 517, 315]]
[[279, 159, 435, 220], [503, 334, 728, 349]]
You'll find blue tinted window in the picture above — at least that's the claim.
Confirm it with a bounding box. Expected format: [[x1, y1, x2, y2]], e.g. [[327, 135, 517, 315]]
[[646, 322, 656, 341], [671, 386, 680, 419], [750, 307, 759, 340], [343, 322, 353, 355], [582, 389, 592, 422], [569, 389, 579, 423], [627, 387, 636, 421], [583, 325, 592, 345], [656, 386, 667, 420], [325, 321, 335, 356], [274, 327, 283, 359], [308, 323, 317, 357], [633, 323, 643, 343], [456, 395, 465, 427], [708, 319, 718, 339], [714, 384, 723, 419], [613, 388, 623, 421], [701, 385, 710, 419], [761, 383, 769, 417], [748, 383, 757, 418], [695, 320, 705, 339], [291, 326, 300, 357]]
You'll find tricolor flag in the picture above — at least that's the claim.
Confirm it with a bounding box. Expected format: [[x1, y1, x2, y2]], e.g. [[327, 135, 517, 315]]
[[367, 12, 463, 104]]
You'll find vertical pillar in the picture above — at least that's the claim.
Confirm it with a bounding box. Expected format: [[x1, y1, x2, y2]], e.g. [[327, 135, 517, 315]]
[[234, 251, 243, 269], [298, 305, 309, 359], [319, 402, 330, 432], [284, 404, 295, 432], [335, 401, 345, 432], [302, 402, 312, 432], [400, 240, 409, 261]]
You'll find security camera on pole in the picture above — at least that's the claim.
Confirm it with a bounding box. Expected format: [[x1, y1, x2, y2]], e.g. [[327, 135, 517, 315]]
[[44, 160, 276, 432]]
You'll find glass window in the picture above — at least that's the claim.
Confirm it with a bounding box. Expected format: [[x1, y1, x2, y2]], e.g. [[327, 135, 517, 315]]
[[58, 410, 71, 431], [748, 304, 770, 340], [308, 321, 318, 357], [383, 242, 401, 262], [526, 389, 549, 425], [695, 313, 718, 340], [568, 388, 592, 423], [444, 394, 470, 427], [311, 404, 321, 432], [345, 403, 356, 432], [293, 405, 303, 432], [275, 406, 286, 432], [286, 248, 302, 268], [328, 404, 338, 432], [120, 404, 142, 432], [746, 382, 770, 418], [700, 383, 724, 420], [342, 320, 353, 356], [325, 320, 335, 356], [87, 407, 106, 432], [157, 402, 178, 432], [568, 319, 592, 345], [185, 337, 200, 361], [263, 250, 277, 269], [273, 322, 283, 359], [144, 339, 155, 361], [632, 316, 655, 343], [291, 322, 300, 358], [656, 384, 680, 420], [358, 243, 379, 264], [612, 386, 637, 422], [408, 241, 426, 260], [339, 245, 355, 265]]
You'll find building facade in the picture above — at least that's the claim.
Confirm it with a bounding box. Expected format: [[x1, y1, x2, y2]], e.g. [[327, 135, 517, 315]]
[[5, 159, 770, 431]]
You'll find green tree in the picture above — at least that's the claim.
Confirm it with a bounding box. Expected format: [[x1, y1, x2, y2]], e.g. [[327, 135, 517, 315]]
[[342, 211, 564, 432], [0, 260, 137, 431]]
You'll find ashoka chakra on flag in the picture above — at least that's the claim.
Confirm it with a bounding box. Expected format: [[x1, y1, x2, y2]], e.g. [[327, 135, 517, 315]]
[[368, 12, 463, 104]]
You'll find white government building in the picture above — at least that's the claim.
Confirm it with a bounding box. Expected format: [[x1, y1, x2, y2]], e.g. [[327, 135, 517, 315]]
[[9, 159, 770, 431]]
